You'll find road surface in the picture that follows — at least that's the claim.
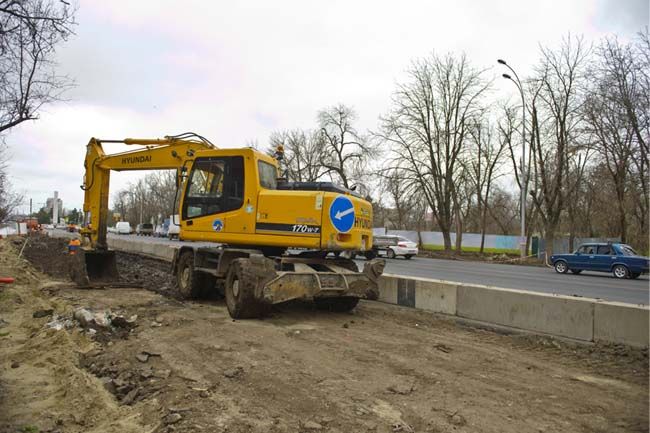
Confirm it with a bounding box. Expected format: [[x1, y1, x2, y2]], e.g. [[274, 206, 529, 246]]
[[51, 230, 650, 305]]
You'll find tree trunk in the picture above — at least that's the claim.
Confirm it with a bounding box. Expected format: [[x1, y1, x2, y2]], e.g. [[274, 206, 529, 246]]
[[544, 224, 556, 261], [442, 229, 452, 251]]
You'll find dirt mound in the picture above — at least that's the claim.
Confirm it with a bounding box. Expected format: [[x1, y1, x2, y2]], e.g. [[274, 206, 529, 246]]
[[21, 234, 72, 279], [116, 251, 177, 294]]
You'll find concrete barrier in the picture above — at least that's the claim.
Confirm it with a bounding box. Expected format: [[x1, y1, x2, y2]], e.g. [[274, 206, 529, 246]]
[[378, 273, 649, 348], [594, 302, 650, 347], [457, 284, 594, 341], [107, 237, 177, 262]]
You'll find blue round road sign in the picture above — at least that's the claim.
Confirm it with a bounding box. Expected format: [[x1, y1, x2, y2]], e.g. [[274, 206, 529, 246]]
[[329, 195, 355, 233]]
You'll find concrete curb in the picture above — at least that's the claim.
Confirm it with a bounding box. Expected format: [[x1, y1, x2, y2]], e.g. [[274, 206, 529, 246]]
[[380, 273, 649, 348]]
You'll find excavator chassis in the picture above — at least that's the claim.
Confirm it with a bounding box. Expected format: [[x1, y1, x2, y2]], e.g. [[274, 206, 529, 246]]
[[172, 246, 385, 318]]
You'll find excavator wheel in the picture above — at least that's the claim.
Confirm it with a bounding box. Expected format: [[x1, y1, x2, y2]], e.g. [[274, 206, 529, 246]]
[[176, 251, 214, 299], [225, 258, 268, 319], [314, 297, 360, 313]]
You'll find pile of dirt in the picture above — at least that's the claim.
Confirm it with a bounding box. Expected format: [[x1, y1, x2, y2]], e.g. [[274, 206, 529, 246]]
[[115, 251, 177, 295], [20, 234, 73, 278]]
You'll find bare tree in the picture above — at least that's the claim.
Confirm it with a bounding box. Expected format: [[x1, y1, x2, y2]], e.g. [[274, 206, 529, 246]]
[[318, 104, 375, 189], [528, 36, 591, 257], [0, 0, 76, 134], [269, 129, 327, 182], [0, 142, 22, 221], [377, 53, 489, 251], [468, 110, 509, 253]]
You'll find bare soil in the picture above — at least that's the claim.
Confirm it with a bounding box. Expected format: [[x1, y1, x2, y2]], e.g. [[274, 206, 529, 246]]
[[1, 238, 648, 433]]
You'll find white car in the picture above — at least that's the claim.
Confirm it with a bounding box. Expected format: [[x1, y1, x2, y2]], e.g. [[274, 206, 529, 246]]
[[115, 221, 132, 235], [386, 236, 418, 260], [167, 215, 180, 240]]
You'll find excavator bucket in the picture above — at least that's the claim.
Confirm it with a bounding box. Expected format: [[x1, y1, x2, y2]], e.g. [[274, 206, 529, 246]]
[[69, 250, 119, 287]]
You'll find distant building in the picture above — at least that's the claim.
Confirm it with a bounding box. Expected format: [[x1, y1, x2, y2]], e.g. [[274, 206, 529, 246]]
[[46, 191, 63, 224]]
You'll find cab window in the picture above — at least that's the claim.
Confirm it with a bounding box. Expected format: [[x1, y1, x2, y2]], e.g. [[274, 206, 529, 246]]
[[183, 156, 244, 219], [258, 160, 278, 189]]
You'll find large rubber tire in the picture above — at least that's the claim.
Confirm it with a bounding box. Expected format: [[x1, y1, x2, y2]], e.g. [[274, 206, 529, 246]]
[[612, 264, 629, 279], [387, 249, 396, 259], [570, 269, 582, 275], [225, 258, 267, 319], [554, 260, 568, 274], [630, 272, 641, 279], [364, 250, 377, 260], [176, 251, 213, 299], [314, 297, 360, 312]]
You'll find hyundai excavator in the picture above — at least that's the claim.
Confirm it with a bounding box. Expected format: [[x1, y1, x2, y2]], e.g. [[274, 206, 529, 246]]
[[76, 133, 384, 318]]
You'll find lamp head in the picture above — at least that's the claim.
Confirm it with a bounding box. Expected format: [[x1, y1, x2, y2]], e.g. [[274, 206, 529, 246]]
[[497, 59, 506, 65], [502, 73, 511, 79]]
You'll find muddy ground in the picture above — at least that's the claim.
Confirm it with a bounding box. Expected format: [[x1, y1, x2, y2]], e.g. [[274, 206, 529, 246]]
[[0, 237, 648, 433]]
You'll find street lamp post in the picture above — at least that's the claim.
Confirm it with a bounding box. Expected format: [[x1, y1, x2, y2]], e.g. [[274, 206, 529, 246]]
[[498, 59, 527, 259]]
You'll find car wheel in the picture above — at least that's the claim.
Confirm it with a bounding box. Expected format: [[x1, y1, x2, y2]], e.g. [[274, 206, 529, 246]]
[[364, 250, 377, 260], [630, 272, 641, 279], [387, 249, 396, 259], [404, 255, 413, 260], [612, 265, 629, 279], [554, 260, 568, 274], [570, 269, 582, 275]]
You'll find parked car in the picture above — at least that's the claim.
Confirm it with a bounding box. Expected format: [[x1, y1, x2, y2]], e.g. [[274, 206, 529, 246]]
[[154, 223, 168, 237], [372, 235, 419, 259], [550, 243, 649, 279], [136, 223, 154, 236], [115, 221, 132, 235], [167, 215, 181, 240]]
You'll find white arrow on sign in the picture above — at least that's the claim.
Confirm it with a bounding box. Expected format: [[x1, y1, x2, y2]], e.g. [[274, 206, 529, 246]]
[[335, 207, 354, 220]]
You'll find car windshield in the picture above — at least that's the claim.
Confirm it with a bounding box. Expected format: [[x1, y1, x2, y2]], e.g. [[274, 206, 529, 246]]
[[618, 244, 638, 256]]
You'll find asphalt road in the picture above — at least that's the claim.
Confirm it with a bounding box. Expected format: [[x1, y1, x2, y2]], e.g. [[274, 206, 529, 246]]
[[51, 230, 650, 305], [377, 254, 649, 306]]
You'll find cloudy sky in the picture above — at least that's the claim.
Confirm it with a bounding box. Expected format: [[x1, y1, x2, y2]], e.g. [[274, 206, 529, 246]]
[[5, 0, 648, 213]]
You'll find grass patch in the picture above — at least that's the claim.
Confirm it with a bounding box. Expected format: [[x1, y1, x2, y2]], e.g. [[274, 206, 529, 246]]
[[422, 244, 521, 255]]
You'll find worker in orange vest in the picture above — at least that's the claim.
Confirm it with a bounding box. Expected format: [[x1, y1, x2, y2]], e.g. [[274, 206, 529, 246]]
[[68, 238, 81, 254]]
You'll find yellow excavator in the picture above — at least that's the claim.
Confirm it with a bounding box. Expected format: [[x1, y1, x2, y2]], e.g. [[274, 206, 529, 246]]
[[76, 133, 384, 318]]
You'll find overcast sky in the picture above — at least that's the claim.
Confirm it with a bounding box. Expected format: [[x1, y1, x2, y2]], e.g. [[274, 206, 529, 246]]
[[5, 0, 649, 214]]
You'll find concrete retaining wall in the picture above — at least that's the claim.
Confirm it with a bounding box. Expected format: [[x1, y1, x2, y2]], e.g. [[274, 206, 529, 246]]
[[380, 273, 649, 348]]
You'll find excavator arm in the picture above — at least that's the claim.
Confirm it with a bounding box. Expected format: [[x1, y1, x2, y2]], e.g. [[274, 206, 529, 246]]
[[81, 134, 214, 249]]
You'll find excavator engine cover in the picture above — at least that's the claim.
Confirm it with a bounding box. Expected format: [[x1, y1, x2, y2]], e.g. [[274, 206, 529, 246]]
[[70, 250, 119, 286]]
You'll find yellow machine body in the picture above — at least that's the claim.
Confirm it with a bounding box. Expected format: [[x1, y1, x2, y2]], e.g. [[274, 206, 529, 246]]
[[81, 136, 374, 253]]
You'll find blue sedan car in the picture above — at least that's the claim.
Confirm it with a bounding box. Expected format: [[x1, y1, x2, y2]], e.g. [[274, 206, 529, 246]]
[[551, 243, 649, 279]]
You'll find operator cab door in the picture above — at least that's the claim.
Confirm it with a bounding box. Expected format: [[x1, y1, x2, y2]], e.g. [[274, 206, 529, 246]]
[[594, 244, 615, 271], [181, 156, 246, 235]]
